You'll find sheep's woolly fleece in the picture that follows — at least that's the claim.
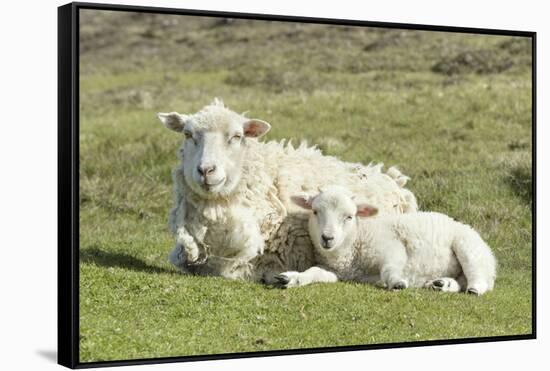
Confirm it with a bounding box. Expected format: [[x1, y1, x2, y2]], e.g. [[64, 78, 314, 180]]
[[166, 99, 419, 281]]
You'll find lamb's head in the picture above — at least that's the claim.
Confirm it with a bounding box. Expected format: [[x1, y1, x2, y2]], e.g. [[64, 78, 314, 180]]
[[292, 186, 378, 251], [158, 99, 271, 198]]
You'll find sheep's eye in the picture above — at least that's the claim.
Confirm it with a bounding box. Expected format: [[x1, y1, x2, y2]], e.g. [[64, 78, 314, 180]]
[[313, 210, 318, 216], [345, 215, 353, 222], [184, 131, 197, 145]]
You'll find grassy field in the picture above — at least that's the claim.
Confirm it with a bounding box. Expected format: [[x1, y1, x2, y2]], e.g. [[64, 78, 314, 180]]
[[78, 10, 533, 362]]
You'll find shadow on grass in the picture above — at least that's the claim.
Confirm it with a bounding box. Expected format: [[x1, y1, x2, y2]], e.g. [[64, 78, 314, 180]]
[[80, 246, 176, 275]]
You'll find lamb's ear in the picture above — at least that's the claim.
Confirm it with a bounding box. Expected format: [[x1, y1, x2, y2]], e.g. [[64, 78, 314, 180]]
[[356, 204, 378, 218], [291, 194, 314, 210], [158, 112, 187, 132], [243, 119, 271, 138]]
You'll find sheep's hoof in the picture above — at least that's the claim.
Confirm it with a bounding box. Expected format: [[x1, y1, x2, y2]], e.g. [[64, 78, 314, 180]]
[[187, 253, 208, 266], [467, 288, 480, 296], [274, 274, 290, 285]]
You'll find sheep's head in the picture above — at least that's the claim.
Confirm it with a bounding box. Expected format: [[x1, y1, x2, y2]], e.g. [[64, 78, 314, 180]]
[[158, 99, 270, 198], [292, 186, 378, 251]]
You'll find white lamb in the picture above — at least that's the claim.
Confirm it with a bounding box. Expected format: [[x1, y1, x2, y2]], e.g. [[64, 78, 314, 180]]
[[278, 186, 496, 295], [158, 99, 418, 282]]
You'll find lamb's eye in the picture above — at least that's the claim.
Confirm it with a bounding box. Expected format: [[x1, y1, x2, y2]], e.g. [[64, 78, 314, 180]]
[[313, 210, 318, 216], [230, 134, 242, 143], [345, 215, 353, 222]]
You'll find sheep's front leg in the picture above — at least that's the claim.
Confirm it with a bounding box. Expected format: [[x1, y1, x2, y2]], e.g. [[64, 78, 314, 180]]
[[168, 187, 204, 266], [168, 227, 203, 270], [230, 229, 264, 262], [168, 243, 187, 271], [274, 267, 338, 288], [226, 212, 265, 263], [178, 227, 203, 262]]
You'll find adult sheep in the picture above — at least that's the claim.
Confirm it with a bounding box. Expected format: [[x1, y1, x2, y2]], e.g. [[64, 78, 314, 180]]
[[158, 99, 418, 282]]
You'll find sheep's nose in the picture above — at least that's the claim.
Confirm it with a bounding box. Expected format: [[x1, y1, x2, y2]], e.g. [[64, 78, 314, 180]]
[[197, 164, 216, 176], [321, 234, 334, 243]]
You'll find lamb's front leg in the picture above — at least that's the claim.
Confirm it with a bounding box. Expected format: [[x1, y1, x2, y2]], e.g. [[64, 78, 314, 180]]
[[274, 267, 338, 288], [380, 264, 409, 290], [379, 241, 409, 290]]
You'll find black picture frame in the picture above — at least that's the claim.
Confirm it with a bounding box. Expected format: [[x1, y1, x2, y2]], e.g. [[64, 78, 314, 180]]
[[58, 2, 537, 369]]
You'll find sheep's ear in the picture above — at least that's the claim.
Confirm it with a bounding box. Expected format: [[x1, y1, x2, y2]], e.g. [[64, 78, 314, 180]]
[[158, 112, 187, 132], [291, 194, 314, 210], [356, 204, 378, 218], [243, 119, 271, 138]]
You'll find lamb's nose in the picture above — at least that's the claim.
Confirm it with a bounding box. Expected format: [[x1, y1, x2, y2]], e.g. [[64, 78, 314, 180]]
[[197, 164, 216, 176], [321, 234, 334, 243]]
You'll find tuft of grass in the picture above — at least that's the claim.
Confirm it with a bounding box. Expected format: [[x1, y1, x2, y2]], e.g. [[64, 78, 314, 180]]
[[499, 151, 533, 203], [78, 10, 533, 362]]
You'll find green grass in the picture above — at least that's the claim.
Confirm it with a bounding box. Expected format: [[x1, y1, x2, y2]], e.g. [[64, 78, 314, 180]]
[[79, 10, 533, 362]]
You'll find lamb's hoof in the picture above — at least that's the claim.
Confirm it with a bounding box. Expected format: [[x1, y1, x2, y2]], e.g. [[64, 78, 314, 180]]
[[432, 279, 445, 288], [273, 272, 302, 288], [274, 274, 290, 285], [392, 281, 407, 290], [425, 279, 446, 291], [467, 288, 480, 296]]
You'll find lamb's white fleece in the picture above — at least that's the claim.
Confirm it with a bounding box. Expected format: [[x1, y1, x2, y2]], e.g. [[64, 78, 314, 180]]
[[279, 186, 496, 295]]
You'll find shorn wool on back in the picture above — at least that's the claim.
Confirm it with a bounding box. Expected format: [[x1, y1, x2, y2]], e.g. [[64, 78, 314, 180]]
[[158, 99, 418, 282], [281, 186, 496, 295]]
